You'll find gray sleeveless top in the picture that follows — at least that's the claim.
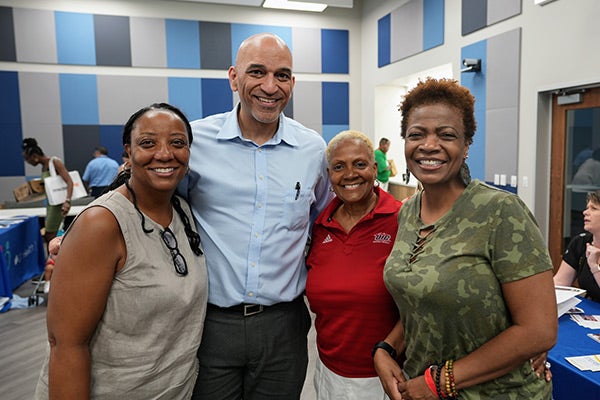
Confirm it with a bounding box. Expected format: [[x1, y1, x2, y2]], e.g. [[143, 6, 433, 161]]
[[35, 191, 208, 399]]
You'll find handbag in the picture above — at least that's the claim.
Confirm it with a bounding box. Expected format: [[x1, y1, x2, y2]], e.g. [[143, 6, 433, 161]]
[[388, 159, 398, 177], [44, 157, 87, 205]]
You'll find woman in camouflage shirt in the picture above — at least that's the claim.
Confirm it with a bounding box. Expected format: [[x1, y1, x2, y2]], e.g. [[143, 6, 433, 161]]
[[374, 78, 557, 400]]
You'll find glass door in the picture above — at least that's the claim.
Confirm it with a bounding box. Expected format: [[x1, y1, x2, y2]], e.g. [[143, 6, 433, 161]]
[[549, 87, 600, 269]]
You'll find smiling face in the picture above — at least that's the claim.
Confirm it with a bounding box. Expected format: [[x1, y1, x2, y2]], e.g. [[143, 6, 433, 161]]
[[229, 34, 294, 129], [125, 109, 190, 194], [328, 138, 377, 207], [404, 103, 469, 189]]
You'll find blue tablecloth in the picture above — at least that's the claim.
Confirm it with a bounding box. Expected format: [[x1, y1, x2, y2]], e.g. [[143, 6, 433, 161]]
[[549, 297, 600, 399], [0, 215, 45, 312]]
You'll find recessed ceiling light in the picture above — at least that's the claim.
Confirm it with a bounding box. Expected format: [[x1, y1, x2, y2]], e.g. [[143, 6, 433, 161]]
[[263, 0, 327, 12]]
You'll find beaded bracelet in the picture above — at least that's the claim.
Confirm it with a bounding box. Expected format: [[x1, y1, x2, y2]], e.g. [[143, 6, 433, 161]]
[[435, 362, 446, 399], [444, 359, 459, 398]]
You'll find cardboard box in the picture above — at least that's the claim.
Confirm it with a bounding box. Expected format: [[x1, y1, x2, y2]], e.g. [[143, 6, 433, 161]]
[[12, 180, 47, 203]]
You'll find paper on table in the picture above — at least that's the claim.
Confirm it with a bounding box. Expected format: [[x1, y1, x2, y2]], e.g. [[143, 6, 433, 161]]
[[556, 285, 587, 318], [566, 354, 600, 372], [571, 314, 600, 329]]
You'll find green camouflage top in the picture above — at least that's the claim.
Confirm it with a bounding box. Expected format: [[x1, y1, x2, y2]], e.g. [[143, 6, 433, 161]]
[[384, 180, 553, 400]]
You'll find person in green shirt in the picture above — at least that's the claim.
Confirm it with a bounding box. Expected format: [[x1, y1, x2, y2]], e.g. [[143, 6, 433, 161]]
[[375, 137, 392, 190]]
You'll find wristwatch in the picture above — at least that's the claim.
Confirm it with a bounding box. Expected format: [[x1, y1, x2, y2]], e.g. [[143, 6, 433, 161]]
[[371, 341, 397, 359]]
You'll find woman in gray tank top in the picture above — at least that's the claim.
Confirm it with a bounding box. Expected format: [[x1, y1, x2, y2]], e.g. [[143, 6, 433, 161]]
[[34, 103, 208, 400]]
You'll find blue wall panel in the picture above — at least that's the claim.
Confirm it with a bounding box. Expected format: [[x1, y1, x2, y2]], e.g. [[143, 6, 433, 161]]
[[59, 74, 99, 125], [378, 14, 391, 68], [0, 71, 23, 176], [201, 78, 233, 118], [461, 40, 487, 182], [166, 19, 201, 69], [55, 11, 96, 65], [322, 82, 349, 125], [169, 77, 203, 121], [423, 0, 444, 50], [230, 24, 293, 66], [322, 124, 349, 144], [321, 29, 348, 73], [100, 125, 125, 162]]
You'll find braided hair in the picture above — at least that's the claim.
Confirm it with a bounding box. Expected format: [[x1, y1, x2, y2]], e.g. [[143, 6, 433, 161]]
[[114, 103, 202, 256]]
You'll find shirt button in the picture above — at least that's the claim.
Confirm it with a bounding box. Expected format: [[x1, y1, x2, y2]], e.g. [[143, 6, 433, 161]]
[[250, 262, 256, 267], [258, 203, 263, 208], [248, 292, 254, 297]]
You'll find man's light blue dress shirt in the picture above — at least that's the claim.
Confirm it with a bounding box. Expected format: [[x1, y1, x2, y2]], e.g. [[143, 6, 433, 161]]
[[183, 106, 331, 307]]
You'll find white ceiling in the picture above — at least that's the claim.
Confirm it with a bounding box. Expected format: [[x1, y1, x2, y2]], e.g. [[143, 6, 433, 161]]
[[171, 0, 353, 8]]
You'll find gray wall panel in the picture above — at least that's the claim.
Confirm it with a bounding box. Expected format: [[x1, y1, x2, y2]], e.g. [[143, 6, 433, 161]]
[[292, 81, 322, 134], [200, 21, 231, 70], [130, 17, 166, 68], [487, 28, 520, 110], [0, 6, 16, 61], [94, 15, 131, 67], [293, 27, 321, 73], [97, 75, 168, 125], [485, 108, 518, 179], [487, 0, 521, 26], [18, 72, 63, 177], [63, 125, 101, 174], [14, 8, 56, 63], [462, 0, 487, 35], [485, 28, 521, 181], [390, 0, 423, 63]]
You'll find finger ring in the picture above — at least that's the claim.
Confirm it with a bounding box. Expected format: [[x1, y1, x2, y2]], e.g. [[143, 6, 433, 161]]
[[545, 361, 551, 369]]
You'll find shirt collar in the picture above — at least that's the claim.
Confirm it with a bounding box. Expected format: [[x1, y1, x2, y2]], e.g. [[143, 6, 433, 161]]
[[216, 104, 298, 147]]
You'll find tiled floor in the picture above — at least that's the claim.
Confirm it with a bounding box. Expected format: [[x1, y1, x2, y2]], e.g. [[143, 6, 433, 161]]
[[0, 283, 319, 400]]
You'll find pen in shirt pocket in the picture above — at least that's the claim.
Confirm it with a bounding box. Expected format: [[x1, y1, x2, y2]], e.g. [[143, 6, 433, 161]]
[[295, 182, 301, 200]]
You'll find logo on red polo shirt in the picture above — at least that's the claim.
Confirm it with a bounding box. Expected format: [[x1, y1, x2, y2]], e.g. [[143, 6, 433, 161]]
[[322, 234, 333, 244], [373, 232, 392, 244]]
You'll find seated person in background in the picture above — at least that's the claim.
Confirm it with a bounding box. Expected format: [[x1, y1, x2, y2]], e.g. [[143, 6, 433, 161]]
[[572, 148, 600, 187], [554, 190, 600, 302], [82, 146, 119, 198]]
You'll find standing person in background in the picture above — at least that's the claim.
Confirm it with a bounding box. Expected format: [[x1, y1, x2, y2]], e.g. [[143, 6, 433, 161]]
[[34, 103, 207, 399], [306, 130, 401, 400], [182, 32, 331, 400], [82, 146, 119, 198], [118, 150, 130, 174], [375, 138, 392, 191], [22, 138, 73, 245], [375, 78, 556, 399], [554, 189, 600, 302]]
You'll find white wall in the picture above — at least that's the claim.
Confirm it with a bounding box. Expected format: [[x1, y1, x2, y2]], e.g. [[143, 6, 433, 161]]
[[360, 0, 600, 237]]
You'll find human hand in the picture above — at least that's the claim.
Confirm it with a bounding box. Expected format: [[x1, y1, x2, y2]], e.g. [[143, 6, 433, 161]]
[[397, 375, 438, 400], [530, 352, 552, 382], [61, 200, 71, 216], [48, 236, 63, 257], [586, 243, 600, 275], [373, 351, 405, 400]]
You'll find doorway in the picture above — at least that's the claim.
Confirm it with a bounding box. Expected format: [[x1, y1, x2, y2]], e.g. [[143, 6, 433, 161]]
[[548, 86, 600, 269]]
